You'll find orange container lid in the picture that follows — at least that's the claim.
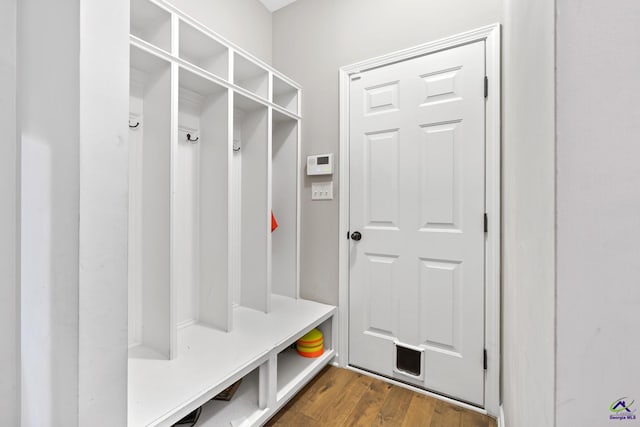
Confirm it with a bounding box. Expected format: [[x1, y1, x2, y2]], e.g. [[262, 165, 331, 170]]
[[297, 347, 324, 358]]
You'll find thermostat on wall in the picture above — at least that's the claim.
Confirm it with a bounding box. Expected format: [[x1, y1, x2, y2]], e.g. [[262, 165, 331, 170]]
[[307, 153, 334, 175]]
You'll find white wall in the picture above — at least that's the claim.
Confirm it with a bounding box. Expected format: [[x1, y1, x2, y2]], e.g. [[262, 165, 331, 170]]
[[19, 0, 129, 425], [501, 0, 556, 425], [166, 0, 273, 63], [19, 0, 80, 422], [273, 0, 501, 304], [556, 2, 640, 425], [0, 0, 19, 424]]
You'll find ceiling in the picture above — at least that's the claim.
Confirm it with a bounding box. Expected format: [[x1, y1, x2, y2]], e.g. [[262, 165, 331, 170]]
[[259, 0, 298, 12]]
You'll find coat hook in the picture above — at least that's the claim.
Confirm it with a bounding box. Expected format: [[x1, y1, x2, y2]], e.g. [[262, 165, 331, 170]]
[[187, 133, 199, 143], [233, 146, 241, 152], [129, 121, 140, 128]]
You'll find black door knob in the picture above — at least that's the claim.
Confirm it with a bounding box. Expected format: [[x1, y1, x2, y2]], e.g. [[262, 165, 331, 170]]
[[351, 231, 362, 241]]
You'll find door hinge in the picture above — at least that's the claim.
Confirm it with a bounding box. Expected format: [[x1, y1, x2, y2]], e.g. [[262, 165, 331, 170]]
[[484, 213, 488, 233], [484, 76, 488, 98], [347, 231, 350, 239], [483, 349, 488, 370]]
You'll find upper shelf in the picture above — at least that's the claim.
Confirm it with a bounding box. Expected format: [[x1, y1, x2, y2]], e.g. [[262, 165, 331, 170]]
[[179, 20, 229, 80], [130, 0, 172, 53], [273, 75, 299, 115], [179, 65, 227, 99], [234, 53, 269, 100], [130, 44, 171, 78]]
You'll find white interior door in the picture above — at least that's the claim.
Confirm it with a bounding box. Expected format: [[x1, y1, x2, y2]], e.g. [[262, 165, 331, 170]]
[[348, 41, 486, 406]]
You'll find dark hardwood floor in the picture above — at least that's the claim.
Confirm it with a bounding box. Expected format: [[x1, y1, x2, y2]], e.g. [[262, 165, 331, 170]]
[[265, 366, 496, 427]]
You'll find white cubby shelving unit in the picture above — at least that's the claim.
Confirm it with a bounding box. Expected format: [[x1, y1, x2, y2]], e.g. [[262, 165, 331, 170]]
[[127, 1, 336, 426]]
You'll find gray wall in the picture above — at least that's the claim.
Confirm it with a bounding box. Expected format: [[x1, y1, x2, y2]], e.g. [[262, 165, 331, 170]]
[[166, 0, 273, 63], [273, 0, 501, 305], [556, 2, 640, 425], [501, 0, 556, 426], [0, 0, 18, 424]]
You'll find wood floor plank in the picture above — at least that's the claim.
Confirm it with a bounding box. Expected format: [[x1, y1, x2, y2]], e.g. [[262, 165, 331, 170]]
[[294, 366, 358, 420], [342, 376, 393, 427], [265, 400, 297, 426], [461, 408, 492, 427], [429, 400, 464, 427], [312, 370, 373, 425], [401, 393, 437, 427], [372, 385, 414, 426]]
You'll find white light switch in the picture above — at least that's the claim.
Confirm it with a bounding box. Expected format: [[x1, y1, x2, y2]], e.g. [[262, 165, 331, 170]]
[[312, 182, 333, 200]]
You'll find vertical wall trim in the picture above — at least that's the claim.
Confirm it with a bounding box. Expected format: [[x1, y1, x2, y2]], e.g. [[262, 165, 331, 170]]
[[553, 2, 558, 427], [0, 0, 19, 423], [77, 0, 129, 424], [337, 68, 350, 367]]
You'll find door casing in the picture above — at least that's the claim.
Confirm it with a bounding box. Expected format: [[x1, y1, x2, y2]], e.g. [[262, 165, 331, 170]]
[[337, 23, 501, 416]]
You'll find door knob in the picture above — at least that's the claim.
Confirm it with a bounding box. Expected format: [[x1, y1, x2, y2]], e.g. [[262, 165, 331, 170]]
[[351, 231, 362, 241]]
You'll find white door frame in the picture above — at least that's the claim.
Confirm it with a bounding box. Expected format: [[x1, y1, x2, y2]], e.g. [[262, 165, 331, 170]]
[[338, 23, 501, 416]]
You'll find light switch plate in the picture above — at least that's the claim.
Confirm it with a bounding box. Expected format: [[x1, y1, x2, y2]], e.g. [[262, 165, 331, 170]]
[[312, 182, 333, 200]]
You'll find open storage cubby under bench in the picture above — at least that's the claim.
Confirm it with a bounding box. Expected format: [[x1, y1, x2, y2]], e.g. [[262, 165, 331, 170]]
[[129, 297, 336, 426]]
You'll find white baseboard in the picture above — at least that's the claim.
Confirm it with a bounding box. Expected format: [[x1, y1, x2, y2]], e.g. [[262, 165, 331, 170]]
[[498, 405, 505, 427]]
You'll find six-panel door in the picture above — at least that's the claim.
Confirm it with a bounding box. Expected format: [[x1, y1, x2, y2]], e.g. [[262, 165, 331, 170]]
[[349, 41, 486, 406]]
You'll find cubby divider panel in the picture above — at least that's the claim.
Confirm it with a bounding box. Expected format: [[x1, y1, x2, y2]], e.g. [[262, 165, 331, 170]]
[[232, 94, 270, 313], [176, 67, 230, 332], [271, 111, 299, 299], [128, 46, 173, 359], [197, 368, 265, 427]]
